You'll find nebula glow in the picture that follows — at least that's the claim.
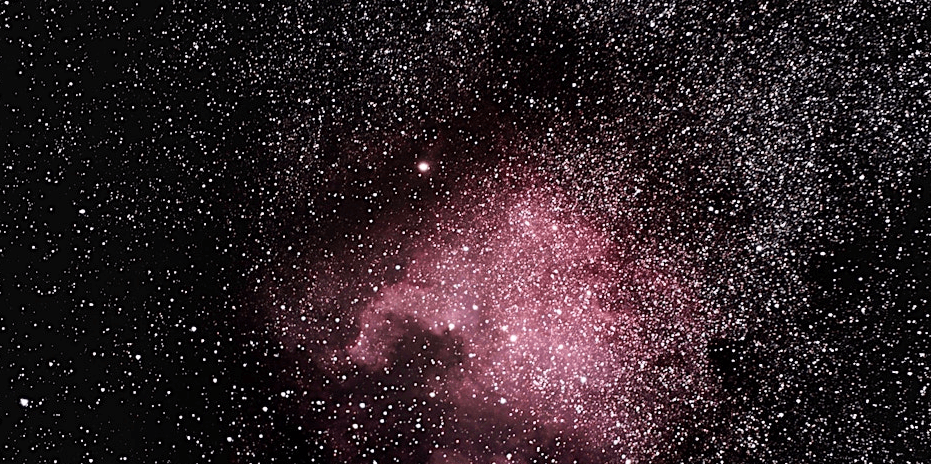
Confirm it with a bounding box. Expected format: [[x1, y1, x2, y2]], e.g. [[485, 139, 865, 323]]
[[276, 183, 719, 463]]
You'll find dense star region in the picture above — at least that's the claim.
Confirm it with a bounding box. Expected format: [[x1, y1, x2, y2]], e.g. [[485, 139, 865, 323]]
[[4, 1, 931, 464]]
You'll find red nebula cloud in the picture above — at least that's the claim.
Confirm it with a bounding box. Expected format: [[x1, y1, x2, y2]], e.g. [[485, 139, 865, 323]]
[[334, 186, 716, 458]]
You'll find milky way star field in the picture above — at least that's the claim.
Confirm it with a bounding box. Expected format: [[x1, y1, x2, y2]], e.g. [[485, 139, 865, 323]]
[[4, 2, 931, 464]]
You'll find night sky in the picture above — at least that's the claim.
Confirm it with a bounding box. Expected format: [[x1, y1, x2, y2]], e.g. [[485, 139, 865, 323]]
[[3, 1, 931, 463]]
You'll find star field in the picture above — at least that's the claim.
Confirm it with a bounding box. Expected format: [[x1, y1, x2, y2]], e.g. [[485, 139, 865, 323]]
[[4, 1, 930, 464]]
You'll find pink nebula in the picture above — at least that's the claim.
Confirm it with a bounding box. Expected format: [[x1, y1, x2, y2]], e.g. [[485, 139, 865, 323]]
[[332, 186, 715, 459]]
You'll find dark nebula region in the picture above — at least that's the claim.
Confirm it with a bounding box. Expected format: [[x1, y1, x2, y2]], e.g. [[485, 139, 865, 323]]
[[5, 2, 931, 464]]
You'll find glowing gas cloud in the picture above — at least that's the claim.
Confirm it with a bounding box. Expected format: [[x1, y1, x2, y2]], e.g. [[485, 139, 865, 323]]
[[283, 185, 718, 463]]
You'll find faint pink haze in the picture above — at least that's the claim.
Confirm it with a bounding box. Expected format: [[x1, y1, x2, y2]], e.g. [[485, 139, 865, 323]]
[[346, 186, 714, 453]]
